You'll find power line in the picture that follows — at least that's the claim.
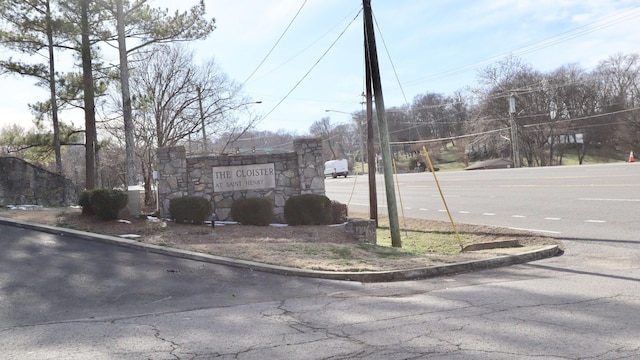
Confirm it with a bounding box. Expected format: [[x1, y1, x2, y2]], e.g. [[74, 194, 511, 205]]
[[389, 127, 510, 145], [254, 8, 363, 128], [387, 106, 640, 146], [241, 0, 308, 85], [372, 10, 409, 106], [249, 5, 362, 84], [401, 6, 640, 89], [319, 6, 640, 124], [521, 107, 640, 128], [513, 7, 640, 58], [234, 105, 639, 153]]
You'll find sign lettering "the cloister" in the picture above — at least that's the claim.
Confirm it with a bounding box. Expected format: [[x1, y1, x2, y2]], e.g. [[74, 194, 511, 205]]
[[212, 164, 276, 192]]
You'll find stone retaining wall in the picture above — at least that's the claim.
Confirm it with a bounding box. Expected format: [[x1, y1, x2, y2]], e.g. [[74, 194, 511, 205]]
[[0, 157, 77, 206], [157, 138, 325, 222]]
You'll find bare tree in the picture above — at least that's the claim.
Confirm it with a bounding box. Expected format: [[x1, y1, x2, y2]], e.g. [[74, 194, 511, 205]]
[[127, 45, 254, 147], [544, 64, 603, 164], [595, 53, 640, 151], [411, 93, 449, 142], [476, 56, 555, 166], [104, 44, 256, 203], [310, 117, 346, 161], [100, 0, 216, 188], [218, 129, 298, 154]]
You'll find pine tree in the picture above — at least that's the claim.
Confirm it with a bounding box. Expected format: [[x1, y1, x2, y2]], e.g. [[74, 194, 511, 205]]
[[0, 0, 64, 174]]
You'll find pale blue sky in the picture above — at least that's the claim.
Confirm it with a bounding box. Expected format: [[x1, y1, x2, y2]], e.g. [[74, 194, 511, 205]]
[[1, 0, 639, 135]]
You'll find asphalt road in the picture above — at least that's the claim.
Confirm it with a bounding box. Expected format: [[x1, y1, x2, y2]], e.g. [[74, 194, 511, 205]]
[[2, 162, 640, 359], [326, 162, 640, 242]]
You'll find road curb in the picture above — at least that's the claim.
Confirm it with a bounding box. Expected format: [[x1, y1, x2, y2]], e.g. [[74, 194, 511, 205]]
[[0, 216, 561, 283]]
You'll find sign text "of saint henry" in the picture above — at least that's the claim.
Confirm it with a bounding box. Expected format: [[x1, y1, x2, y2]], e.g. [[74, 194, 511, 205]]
[[212, 164, 276, 192]]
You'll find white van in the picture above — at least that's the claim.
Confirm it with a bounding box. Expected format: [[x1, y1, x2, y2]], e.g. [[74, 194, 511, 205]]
[[324, 159, 349, 178]]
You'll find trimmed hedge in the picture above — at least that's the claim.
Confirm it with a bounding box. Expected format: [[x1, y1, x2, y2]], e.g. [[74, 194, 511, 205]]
[[78, 188, 127, 220], [78, 190, 94, 216], [331, 200, 348, 224], [230, 198, 273, 226], [284, 194, 332, 225], [169, 196, 212, 224]]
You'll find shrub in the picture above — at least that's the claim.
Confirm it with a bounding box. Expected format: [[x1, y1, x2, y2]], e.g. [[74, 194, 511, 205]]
[[284, 194, 332, 225], [78, 190, 94, 216], [409, 157, 427, 172], [89, 188, 128, 220], [409, 158, 419, 171], [331, 200, 348, 224], [230, 198, 273, 226], [169, 196, 212, 224]]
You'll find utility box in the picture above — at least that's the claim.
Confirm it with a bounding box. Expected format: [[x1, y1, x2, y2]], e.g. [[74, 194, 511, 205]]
[[127, 185, 144, 217]]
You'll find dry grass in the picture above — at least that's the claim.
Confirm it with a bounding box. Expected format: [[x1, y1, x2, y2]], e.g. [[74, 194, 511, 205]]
[[0, 207, 560, 272]]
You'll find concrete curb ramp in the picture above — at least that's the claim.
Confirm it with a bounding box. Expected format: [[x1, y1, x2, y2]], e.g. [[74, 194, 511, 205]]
[[0, 216, 561, 283]]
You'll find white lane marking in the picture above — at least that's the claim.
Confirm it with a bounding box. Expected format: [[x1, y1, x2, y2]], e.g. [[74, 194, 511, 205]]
[[419, 208, 428, 211], [438, 209, 447, 212], [585, 220, 606, 223], [483, 213, 495, 216], [459, 211, 470, 214], [512, 215, 526, 218], [405, 207, 412, 210], [545, 217, 562, 221], [579, 198, 640, 202], [508, 227, 561, 235]]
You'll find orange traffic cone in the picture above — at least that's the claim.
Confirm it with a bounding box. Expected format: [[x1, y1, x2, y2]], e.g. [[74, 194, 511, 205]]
[[629, 151, 635, 163]]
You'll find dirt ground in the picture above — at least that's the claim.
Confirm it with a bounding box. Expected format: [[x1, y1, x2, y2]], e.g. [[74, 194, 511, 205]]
[[0, 206, 561, 272]]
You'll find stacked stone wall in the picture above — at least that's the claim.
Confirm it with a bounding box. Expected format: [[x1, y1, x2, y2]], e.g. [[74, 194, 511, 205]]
[[294, 138, 325, 195], [0, 157, 77, 206], [157, 138, 325, 223]]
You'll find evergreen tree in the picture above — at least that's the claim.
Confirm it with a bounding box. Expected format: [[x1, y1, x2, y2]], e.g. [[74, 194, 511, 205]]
[[0, 0, 65, 174]]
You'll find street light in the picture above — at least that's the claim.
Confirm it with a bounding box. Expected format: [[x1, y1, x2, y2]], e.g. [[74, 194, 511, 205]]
[[324, 109, 350, 114]]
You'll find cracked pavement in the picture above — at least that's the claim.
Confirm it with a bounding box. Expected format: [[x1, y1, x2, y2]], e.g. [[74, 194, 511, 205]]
[[3, 222, 640, 359]]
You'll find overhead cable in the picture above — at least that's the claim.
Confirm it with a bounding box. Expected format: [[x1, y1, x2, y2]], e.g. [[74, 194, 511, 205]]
[[241, 0, 308, 85], [401, 6, 640, 88], [372, 11, 409, 106], [255, 8, 363, 127]]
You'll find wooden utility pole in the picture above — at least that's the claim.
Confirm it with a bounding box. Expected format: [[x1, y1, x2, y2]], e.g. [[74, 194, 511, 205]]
[[197, 86, 207, 153], [363, 0, 401, 247], [509, 93, 520, 168], [364, 11, 378, 226]]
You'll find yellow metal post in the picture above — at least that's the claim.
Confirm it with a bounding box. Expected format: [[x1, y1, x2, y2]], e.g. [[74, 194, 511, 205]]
[[392, 159, 407, 229], [421, 146, 463, 250]]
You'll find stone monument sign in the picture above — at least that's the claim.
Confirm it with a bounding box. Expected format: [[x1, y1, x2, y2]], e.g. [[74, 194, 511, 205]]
[[156, 138, 325, 222]]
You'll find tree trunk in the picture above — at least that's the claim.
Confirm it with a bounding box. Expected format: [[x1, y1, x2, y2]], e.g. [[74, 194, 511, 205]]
[[116, 0, 137, 187], [80, 0, 97, 189], [45, 0, 62, 176], [578, 142, 587, 164]]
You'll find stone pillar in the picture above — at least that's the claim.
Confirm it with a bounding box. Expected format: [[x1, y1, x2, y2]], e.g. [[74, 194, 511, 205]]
[[345, 218, 377, 244], [157, 146, 188, 218], [294, 137, 325, 196]]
